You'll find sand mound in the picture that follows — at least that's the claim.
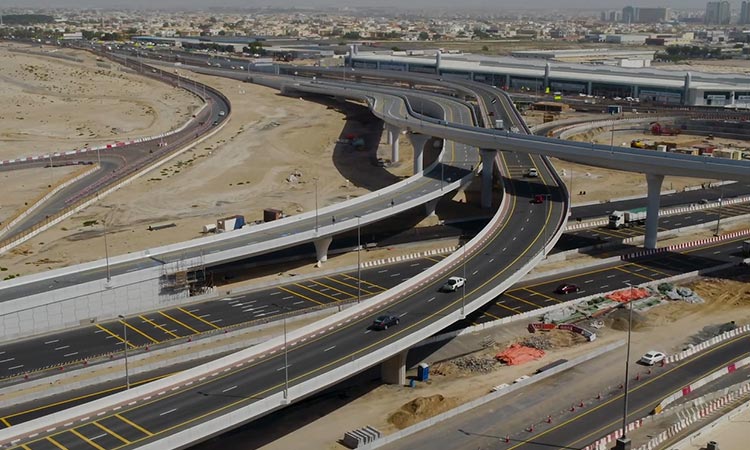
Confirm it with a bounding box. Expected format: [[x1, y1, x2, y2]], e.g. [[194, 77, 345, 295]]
[[388, 394, 459, 429], [608, 308, 649, 331]]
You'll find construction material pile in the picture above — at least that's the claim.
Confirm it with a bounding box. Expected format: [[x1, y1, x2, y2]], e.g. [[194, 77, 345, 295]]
[[658, 283, 704, 304], [496, 343, 546, 365], [451, 356, 497, 374]]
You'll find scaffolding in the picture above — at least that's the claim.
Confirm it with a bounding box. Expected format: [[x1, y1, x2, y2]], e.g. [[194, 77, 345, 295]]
[[159, 254, 213, 296]]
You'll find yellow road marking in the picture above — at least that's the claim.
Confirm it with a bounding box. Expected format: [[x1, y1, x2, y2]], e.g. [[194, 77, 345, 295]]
[[504, 292, 546, 309], [615, 265, 655, 281], [292, 282, 344, 302], [95, 324, 136, 349], [626, 261, 672, 277], [93, 421, 129, 444], [178, 307, 220, 330], [278, 286, 324, 306], [120, 320, 159, 344], [504, 337, 750, 450], [324, 276, 377, 295], [139, 315, 181, 339], [0, 417, 10, 428], [70, 429, 105, 450], [483, 311, 502, 320], [47, 437, 67, 449], [115, 413, 153, 436], [306, 280, 356, 300], [341, 273, 387, 291], [19, 445, 31, 450], [1, 374, 169, 422], [158, 311, 199, 334], [495, 302, 519, 313], [522, 287, 561, 303]]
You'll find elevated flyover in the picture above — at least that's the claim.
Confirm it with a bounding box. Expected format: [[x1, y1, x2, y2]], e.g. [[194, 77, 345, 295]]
[[0, 74, 484, 341], [0, 75, 569, 450]]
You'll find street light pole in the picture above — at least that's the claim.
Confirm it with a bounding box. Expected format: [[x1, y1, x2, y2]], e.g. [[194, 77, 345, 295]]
[[715, 183, 724, 236], [461, 243, 467, 318], [357, 216, 362, 303], [118, 315, 130, 390], [271, 303, 290, 401], [103, 219, 111, 282], [314, 178, 319, 232], [615, 283, 635, 450]]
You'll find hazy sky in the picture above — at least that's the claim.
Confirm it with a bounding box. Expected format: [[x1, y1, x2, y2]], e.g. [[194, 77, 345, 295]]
[[0, 0, 715, 10]]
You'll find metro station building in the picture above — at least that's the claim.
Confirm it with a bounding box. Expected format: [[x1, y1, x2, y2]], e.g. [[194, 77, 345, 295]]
[[349, 50, 750, 107]]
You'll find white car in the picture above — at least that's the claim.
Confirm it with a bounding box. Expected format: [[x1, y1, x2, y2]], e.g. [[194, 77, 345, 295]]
[[525, 168, 538, 178], [440, 276, 466, 292], [639, 350, 666, 365]]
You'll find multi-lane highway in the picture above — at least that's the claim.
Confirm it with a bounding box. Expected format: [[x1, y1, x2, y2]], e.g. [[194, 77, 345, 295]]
[[383, 332, 750, 450]]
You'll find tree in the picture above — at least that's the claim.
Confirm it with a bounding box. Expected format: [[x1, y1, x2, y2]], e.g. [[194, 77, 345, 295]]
[[342, 31, 361, 40], [418, 31, 429, 41]]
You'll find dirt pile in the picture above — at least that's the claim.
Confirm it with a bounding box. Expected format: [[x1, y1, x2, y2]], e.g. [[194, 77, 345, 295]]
[[608, 308, 648, 331], [690, 275, 750, 309], [387, 394, 459, 429]]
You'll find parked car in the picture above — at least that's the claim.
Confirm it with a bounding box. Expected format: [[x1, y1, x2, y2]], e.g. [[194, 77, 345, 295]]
[[372, 314, 399, 330], [525, 168, 538, 178], [440, 276, 466, 292], [639, 350, 666, 365], [555, 283, 579, 294]]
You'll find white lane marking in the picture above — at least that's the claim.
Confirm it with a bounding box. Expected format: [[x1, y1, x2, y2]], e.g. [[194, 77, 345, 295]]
[[293, 301, 304, 305], [44, 340, 60, 344], [199, 314, 211, 318], [91, 434, 107, 441], [606, 274, 616, 279], [399, 312, 408, 317], [55, 346, 70, 350], [160, 408, 177, 416], [713, 250, 721, 254], [378, 269, 388, 273], [222, 385, 238, 393], [64, 352, 78, 357], [0, 358, 15, 363], [269, 292, 280, 296], [489, 258, 495, 263], [584, 279, 594, 283], [324, 346, 336, 352], [364, 329, 372, 334], [390, 273, 401, 277], [410, 263, 420, 267], [283, 296, 294, 300], [600, 285, 609, 289], [472, 270, 479, 275], [8, 365, 23, 370], [276, 364, 292, 371], [427, 296, 436, 303], [211, 319, 224, 324]]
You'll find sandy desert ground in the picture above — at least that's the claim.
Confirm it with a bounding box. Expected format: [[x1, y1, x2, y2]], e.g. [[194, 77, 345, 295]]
[[0, 43, 200, 160]]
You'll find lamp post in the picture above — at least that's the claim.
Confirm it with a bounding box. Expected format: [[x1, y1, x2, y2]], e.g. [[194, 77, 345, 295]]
[[615, 282, 635, 450], [117, 315, 130, 390], [102, 218, 111, 282], [356, 215, 362, 304], [313, 178, 320, 232], [714, 183, 724, 236], [271, 303, 290, 401], [461, 243, 467, 318]]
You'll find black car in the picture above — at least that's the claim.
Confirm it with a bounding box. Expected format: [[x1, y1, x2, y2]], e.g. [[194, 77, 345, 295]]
[[372, 314, 399, 330]]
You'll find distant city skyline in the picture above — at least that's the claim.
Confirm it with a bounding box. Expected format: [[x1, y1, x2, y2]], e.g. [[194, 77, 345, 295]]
[[0, 0, 729, 11]]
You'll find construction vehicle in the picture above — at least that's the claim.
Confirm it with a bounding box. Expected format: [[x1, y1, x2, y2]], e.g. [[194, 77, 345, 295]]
[[609, 207, 647, 229], [650, 122, 681, 136]]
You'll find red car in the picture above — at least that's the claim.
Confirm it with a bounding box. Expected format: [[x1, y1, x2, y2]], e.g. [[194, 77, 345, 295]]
[[555, 283, 580, 294], [531, 194, 545, 204]]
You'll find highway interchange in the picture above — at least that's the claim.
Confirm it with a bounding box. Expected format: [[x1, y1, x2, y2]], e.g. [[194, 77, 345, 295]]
[[0, 45, 748, 450]]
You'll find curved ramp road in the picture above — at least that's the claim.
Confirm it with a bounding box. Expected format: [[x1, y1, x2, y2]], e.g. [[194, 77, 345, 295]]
[[0, 78, 569, 449]]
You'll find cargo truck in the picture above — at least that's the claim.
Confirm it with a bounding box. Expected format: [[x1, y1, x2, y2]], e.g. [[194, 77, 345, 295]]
[[494, 119, 504, 130], [609, 208, 647, 229]]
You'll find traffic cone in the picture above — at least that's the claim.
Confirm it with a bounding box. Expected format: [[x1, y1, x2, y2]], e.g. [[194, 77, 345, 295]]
[[596, 392, 602, 400], [579, 400, 585, 408], [635, 372, 641, 381], [546, 415, 552, 423], [570, 404, 576, 412], [504, 435, 510, 443], [527, 424, 534, 432]]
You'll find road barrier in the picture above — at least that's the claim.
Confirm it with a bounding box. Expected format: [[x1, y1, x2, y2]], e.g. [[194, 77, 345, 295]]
[[621, 229, 750, 260]]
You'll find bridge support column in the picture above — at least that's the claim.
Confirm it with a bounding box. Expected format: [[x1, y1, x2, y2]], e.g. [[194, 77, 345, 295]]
[[480, 149, 495, 209], [424, 198, 439, 216], [314, 236, 333, 266], [408, 133, 430, 174], [381, 351, 407, 385], [388, 126, 401, 163], [587, 81, 593, 95], [385, 124, 393, 145], [645, 173, 664, 249]]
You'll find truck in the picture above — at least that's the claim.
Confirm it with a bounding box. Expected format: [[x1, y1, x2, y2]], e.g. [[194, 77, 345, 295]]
[[609, 208, 647, 229], [494, 119, 504, 130]]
